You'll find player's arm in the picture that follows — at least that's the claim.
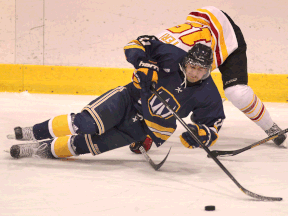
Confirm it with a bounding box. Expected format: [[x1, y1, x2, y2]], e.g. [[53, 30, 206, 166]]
[[124, 35, 160, 94], [124, 35, 159, 69]]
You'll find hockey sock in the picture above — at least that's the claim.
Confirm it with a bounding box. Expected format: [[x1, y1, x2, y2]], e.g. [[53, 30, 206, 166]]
[[51, 136, 79, 158], [33, 114, 77, 140], [225, 85, 274, 131]]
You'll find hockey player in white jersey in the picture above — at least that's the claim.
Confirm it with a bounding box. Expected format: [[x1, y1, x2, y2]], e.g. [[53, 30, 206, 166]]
[[156, 6, 287, 147]]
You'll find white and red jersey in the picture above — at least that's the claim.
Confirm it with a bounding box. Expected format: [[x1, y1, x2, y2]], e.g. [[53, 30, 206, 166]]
[[156, 6, 238, 71]]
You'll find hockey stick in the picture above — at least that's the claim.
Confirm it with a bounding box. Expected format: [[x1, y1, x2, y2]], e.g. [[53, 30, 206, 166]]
[[208, 128, 288, 158], [139, 146, 172, 171], [151, 86, 282, 201]]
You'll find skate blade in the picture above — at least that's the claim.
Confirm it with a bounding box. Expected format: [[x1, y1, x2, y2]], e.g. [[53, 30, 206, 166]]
[[3, 149, 9, 153], [7, 134, 15, 139], [280, 139, 288, 148]]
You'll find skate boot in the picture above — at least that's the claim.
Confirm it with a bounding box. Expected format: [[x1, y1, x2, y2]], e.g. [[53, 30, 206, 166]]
[[7, 126, 35, 141], [265, 123, 287, 148], [10, 140, 55, 159], [34, 141, 55, 159], [10, 142, 40, 158]]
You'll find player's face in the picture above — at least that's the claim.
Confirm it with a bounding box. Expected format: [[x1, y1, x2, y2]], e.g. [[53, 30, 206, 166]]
[[185, 64, 208, 83]]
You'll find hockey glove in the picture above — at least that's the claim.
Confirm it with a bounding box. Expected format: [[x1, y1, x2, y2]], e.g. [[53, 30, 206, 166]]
[[180, 124, 218, 149], [132, 68, 158, 94], [130, 136, 153, 154], [137, 35, 159, 43]]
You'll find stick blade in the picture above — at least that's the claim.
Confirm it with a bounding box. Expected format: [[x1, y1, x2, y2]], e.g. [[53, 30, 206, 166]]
[[241, 188, 282, 201], [207, 150, 235, 158], [7, 134, 15, 139], [140, 146, 172, 171], [153, 147, 172, 170]]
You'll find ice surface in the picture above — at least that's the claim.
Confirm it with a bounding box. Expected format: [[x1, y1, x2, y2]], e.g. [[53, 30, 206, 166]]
[[0, 92, 287, 216]]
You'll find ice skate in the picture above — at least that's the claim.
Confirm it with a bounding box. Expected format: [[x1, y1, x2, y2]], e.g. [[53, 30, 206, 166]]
[[265, 123, 287, 148], [34, 141, 55, 159], [7, 126, 35, 141], [10, 142, 40, 158], [10, 141, 55, 159]]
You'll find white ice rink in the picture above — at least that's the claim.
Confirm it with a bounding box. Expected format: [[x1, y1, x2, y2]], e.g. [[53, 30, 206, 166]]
[[0, 92, 287, 216]]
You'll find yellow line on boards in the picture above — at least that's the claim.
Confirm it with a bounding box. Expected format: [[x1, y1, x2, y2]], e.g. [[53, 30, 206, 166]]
[[0, 64, 287, 102]]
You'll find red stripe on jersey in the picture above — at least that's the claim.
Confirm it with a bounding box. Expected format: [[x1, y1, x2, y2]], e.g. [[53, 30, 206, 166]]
[[189, 11, 222, 67], [251, 104, 265, 121]]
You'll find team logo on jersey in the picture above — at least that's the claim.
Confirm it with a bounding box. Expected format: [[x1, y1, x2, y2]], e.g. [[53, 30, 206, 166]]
[[148, 87, 180, 119]]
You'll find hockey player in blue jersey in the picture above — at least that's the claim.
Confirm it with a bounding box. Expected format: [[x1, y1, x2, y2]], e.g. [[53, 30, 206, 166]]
[[7, 37, 225, 160]]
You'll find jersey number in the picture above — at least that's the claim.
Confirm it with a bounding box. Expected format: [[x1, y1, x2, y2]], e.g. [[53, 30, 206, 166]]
[[159, 23, 211, 47]]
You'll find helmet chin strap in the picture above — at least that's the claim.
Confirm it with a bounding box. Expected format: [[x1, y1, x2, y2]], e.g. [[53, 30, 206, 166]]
[[201, 66, 212, 80], [179, 63, 211, 88], [179, 63, 187, 89]]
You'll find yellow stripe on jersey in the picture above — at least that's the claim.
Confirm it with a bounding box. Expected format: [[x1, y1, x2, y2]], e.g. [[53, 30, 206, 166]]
[[85, 134, 95, 156], [144, 119, 176, 133], [51, 136, 77, 158], [82, 86, 126, 135], [124, 40, 145, 52], [197, 8, 229, 62], [84, 134, 101, 156], [152, 131, 171, 141], [186, 14, 209, 26], [145, 119, 175, 141], [49, 114, 74, 138]]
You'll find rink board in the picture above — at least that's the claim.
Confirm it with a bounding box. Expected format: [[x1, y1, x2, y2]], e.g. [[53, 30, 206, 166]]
[[0, 64, 287, 102]]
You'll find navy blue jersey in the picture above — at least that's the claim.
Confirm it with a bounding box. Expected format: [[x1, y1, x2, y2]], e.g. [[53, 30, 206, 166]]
[[124, 38, 225, 147]]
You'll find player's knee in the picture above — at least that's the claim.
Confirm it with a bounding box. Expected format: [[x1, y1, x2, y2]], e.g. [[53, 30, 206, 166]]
[[224, 84, 254, 107], [73, 111, 99, 134]]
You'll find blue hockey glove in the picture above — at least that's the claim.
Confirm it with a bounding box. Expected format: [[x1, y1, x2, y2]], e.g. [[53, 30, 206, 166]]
[[132, 68, 158, 94], [180, 124, 218, 149]]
